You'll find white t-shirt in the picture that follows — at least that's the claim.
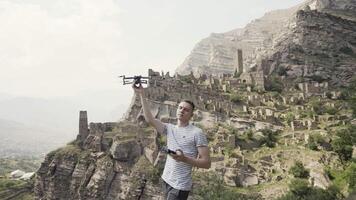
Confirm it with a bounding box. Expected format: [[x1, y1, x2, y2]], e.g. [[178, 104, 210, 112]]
[[161, 123, 208, 191]]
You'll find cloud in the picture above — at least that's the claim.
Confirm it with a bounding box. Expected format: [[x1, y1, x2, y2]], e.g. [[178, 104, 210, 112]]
[[0, 0, 123, 97]]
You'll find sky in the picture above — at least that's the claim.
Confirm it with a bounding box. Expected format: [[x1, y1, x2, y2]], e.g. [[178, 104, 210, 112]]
[[0, 0, 305, 124]]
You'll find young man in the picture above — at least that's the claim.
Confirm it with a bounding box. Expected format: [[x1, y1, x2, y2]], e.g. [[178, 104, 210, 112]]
[[133, 84, 211, 200]]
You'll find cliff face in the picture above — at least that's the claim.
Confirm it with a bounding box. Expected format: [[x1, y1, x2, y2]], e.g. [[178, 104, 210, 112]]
[[175, 1, 306, 76], [315, 0, 356, 14], [176, 0, 356, 86], [254, 9, 356, 87], [34, 122, 162, 200]]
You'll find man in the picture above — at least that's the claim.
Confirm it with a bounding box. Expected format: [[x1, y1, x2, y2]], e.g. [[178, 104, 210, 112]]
[[133, 83, 211, 200]]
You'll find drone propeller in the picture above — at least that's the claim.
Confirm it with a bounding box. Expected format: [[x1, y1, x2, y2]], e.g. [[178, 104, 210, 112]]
[[119, 75, 150, 87]]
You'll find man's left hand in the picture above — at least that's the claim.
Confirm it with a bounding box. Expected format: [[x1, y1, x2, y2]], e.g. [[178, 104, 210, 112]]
[[170, 149, 186, 162]]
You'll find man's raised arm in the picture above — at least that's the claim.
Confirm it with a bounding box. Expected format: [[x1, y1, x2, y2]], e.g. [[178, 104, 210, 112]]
[[133, 84, 166, 134]]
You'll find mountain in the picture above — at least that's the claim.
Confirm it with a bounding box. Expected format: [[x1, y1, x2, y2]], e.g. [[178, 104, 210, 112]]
[[32, 0, 356, 199], [175, 1, 306, 75], [176, 0, 356, 87]]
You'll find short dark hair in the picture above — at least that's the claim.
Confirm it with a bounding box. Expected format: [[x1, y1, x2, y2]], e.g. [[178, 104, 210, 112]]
[[181, 99, 195, 111]]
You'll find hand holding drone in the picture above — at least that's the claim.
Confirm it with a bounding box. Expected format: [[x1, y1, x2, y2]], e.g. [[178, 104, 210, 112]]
[[119, 75, 150, 88]]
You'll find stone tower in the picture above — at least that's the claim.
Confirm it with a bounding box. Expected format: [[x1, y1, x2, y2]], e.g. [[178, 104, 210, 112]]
[[77, 111, 89, 142], [236, 49, 243, 73]]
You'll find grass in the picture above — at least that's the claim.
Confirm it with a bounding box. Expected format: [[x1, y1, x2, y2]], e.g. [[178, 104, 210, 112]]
[[0, 178, 34, 200], [232, 178, 289, 194]]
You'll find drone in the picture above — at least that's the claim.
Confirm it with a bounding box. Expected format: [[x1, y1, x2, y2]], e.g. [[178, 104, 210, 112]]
[[119, 75, 150, 88]]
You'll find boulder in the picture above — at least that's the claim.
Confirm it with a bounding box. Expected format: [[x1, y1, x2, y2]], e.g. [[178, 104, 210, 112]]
[[224, 168, 238, 186], [20, 172, 35, 180], [307, 161, 331, 189], [110, 139, 142, 162], [10, 170, 25, 179], [240, 174, 259, 187]]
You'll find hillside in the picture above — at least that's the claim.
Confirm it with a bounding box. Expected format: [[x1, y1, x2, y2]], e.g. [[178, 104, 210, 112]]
[[31, 0, 356, 199], [32, 68, 356, 199]]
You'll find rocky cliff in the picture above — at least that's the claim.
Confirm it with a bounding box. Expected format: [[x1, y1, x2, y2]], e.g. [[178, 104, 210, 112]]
[[175, 1, 306, 76], [176, 0, 356, 87], [34, 121, 163, 200]]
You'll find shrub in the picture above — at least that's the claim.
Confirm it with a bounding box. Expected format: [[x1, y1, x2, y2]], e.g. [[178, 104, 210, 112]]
[[289, 161, 309, 178], [310, 75, 325, 83], [260, 129, 277, 148], [325, 92, 333, 99], [307, 133, 326, 151], [307, 142, 318, 151], [309, 99, 324, 115], [265, 76, 284, 93], [288, 178, 310, 196], [193, 172, 262, 200], [278, 179, 343, 200], [277, 66, 288, 76], [147, 163, 164, 184], [340, 46, 354, 55], [345, 163, 356, 193], [285, 112, 295, 124], [230, 93, 242, 104], [246, 129, 254, 140], [325, 106, 337, 115], [331, 126, 356, 162]]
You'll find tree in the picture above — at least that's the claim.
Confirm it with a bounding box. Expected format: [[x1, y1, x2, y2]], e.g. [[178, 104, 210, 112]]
[[230, 93, 242, 104], [331, 126, 356, 162], [259, 129, 278, 148], [265, 76, 284, 93]]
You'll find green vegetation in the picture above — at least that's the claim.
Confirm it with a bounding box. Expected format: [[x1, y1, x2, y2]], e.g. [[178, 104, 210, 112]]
[[44, 144, 90, 167], [0, 179, 25, 190], [193, 172, 262, 200], [259, 129, 278, 148], [289, 161, 309, 179], [0, 157, 42, 175], [278, 179, 343, 200], [307, 133, 327, 151], [325, 106, 338, 115], [285, 112, 295, 124], [309, 98, 324, 115], [331, 125, 356, 162], [0, 178, 33, 199], [276, 66, 288, 76], [326, 163, 356, 194], [340, 76, 356, 117], [310, 75, 326, 83], [180, 75, 193, 83], [339, 46, 354, 56], [246, 129, 254, 140], [146, 162, 164, 184], [133, 156, 164, 185], [265, 76, 284, 93], [230, 93, 243, 104]]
